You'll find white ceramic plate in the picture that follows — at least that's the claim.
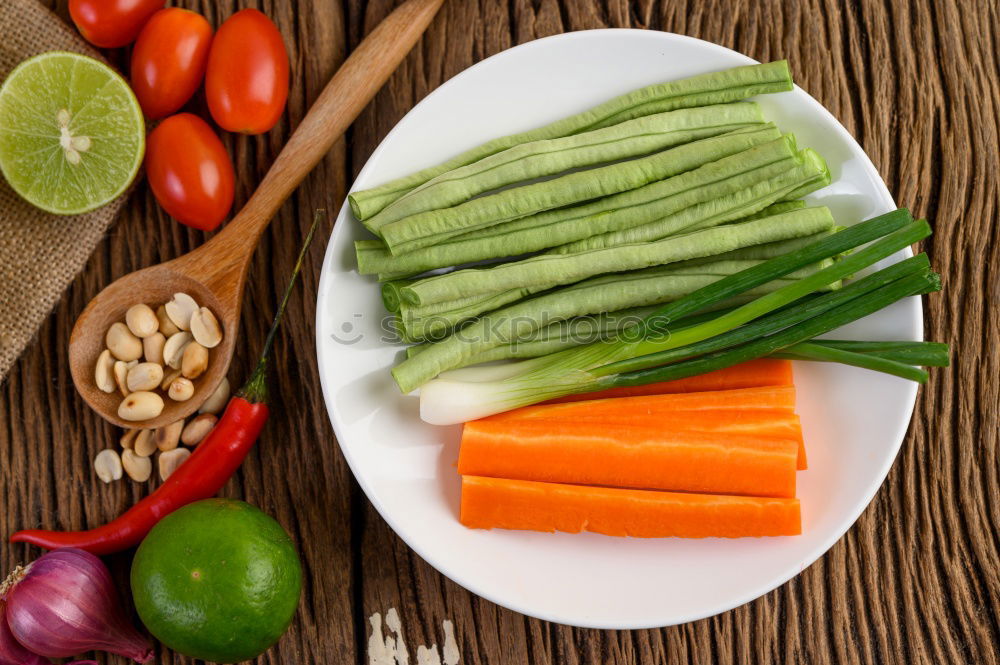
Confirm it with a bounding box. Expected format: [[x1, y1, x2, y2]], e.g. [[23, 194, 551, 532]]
[[316, 30, 921, 629]]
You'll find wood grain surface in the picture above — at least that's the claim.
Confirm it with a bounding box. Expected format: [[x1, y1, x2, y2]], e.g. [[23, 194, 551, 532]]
[[3, 1, 997, 663]]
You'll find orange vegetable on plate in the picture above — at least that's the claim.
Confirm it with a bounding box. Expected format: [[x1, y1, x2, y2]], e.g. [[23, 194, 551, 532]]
[[545, 358, 792, 403], [460, 475, 802, 538], [489, 385, 806, 469], [490, 385, 797, 420], [459, 419, 798, 498]]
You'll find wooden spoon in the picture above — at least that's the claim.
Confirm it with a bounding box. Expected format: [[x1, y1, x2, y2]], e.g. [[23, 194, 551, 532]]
[[69, 0, 445, 429]]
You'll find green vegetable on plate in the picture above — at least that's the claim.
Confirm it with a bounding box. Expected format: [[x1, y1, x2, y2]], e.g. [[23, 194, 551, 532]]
[[552, 149, 829, 253], [366, 102, 764, 230], [348, 60, 794, 220], [399, 207, 836, 307], [395, 257, 832, 343], [403, 210, 927, 400], [356, 125, 786, 276], [377, 131, 818, 255]]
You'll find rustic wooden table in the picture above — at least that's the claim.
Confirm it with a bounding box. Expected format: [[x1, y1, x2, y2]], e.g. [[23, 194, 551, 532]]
[[3, 1, 998, 663]]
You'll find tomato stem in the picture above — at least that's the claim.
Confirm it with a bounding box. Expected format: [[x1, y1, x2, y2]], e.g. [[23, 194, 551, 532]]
[[238, 209, 325, 404]]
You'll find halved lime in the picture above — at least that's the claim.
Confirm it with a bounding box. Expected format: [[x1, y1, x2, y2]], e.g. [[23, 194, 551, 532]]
[[0, 51, 144, 215]]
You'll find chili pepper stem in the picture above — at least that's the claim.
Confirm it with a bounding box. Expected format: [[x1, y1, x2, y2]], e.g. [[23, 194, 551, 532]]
[[237, 210, 324, 404]]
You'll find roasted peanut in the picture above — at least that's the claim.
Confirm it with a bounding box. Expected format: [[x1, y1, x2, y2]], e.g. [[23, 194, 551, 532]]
[[143, 332, 166, 365], [163, 331, 193, 369], [190, 307, 223, 348], [158, 447, 191, 481], [168, 377, 195, 402], [133, 429, 157, 457], [155, 420, 184, 452], [181, 342, 208, 379], [95, 349, 116, 393], [120, 428, 140, 450], [113, 360, 134, 397], [118, 391, 164, 421], [156, 304, 181, 336], [125, 304, 158, 338], [94, 449, 123, 483], [165, 293, 198, 331], [122, 449, 152, 482], [127, 362, 164, 392], [160, 368, 182, 390], [199, 377, 230, 414], [106, 322, 142, 361], [181, 413, 217, 446]]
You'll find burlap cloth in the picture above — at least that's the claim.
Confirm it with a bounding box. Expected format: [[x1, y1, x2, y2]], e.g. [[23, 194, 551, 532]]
[[0, 0, 131, 378]]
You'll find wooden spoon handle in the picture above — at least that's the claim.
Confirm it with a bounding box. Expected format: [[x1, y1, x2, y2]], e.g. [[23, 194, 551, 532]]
[[194, 0, 444, 285]]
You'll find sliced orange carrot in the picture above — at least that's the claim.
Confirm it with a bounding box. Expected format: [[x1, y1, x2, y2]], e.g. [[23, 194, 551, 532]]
[[487, 392, 807, 469], [546, 358, 793, 403], [460, 475, 802, 538], [459, 419, 798, 498], [492, 385, 797, 421], [499, 408, 807, 470]]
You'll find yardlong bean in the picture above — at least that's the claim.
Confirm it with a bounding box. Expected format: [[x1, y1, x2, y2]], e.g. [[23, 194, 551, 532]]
[[553, 149, 829, 252], [400, 206, 836, 307], [377, 127, 799, 254], [356, 126, 785, 275], [348, 60, 793, 220], [366, 103, 764, 230]]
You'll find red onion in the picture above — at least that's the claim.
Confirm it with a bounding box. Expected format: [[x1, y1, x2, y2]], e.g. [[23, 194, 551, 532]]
[[2, 549, 152, 663], [1, 598, 98, 665], [0, 598, 48, 665]]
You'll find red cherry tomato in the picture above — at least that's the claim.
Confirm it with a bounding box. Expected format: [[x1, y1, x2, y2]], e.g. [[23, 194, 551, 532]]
[[69, 0, 165, 48], [130, 9, 213, 119], [145, 114, 235, 231], [205, 9, 289, 134]]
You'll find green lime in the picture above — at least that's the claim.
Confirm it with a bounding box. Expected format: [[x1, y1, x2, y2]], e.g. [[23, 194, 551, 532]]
[[0, 51, 144, 215], [131, 499, 302, 663]]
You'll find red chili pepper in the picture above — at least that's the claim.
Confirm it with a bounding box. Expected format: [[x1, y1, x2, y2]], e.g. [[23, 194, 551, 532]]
[[11, 212, 322, 555]]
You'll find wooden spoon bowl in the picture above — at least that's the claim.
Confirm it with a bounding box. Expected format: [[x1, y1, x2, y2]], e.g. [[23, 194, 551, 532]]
[[69, 246, 244, 429], [68, 0, 444, 429]]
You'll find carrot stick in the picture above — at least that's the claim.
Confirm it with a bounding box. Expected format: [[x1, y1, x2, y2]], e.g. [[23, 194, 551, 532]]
[[545, 358, 793, 403], [460, 475, 802, 538], [498, 408, 807, 469], [459, 419, 798, 497], [492, 385, 797, 420], [487, 389, 807, 469]]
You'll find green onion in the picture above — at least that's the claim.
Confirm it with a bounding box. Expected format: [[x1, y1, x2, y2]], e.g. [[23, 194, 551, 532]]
[[605, 271, 940, 389], [418, 266, 939, 423], [590, 254, 932, 376], [440, 255, 929, 385], [773, 342, 929, 382], [774, 340, 950, 366]]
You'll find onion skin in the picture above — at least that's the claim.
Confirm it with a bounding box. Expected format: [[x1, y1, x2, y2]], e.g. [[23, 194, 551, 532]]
[[4, 549, 153, 663], [0, 599, 49, 665]]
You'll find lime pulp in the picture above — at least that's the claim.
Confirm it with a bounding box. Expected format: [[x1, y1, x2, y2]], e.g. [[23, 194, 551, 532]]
[[0, 51, 144, 215]]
